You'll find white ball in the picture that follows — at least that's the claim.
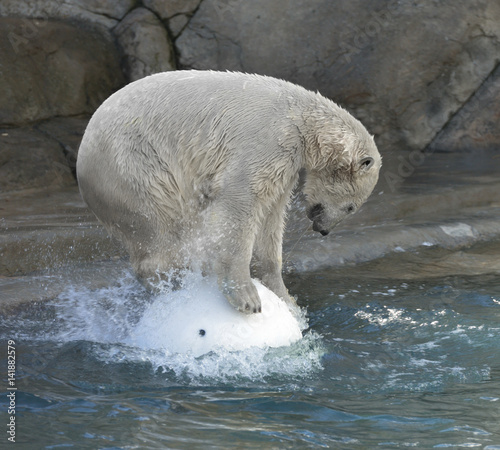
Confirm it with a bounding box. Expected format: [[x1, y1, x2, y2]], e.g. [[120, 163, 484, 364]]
[[128, 278, 302, 357]]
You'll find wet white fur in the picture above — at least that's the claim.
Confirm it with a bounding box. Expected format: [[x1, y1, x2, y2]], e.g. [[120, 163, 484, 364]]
[[77, 70, 381, 313]]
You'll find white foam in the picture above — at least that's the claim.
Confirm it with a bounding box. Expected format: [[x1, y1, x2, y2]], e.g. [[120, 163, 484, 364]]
[[126, 278, 303, 357], [48, 272, 321, 381]]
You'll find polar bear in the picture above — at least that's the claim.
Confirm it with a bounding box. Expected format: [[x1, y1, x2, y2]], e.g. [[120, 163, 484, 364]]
[[77, 70, 381, 314]]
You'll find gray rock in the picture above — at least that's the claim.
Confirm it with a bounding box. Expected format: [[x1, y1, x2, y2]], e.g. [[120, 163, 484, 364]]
[[0, 116, 90, 193], [143, 0, 201, 19], [0, 126, 76, 193], [0, 17, 124, 125], [168, 14, 190, 37], [176, 0, 500, 158], [143, 0, 201, 36], [37, 116, 90, 173], [114, 7, 176, 82], [428, 63, 500, 153], [37, 116, 89, 155], [0, 0, 137, 29]]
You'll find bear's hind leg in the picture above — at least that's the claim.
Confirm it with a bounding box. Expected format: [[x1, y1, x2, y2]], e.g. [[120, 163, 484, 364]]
[[131, 232, 186, 293], [135, 257, 183, 293]]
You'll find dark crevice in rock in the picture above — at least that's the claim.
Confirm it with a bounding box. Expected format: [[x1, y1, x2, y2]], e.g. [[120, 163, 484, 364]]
[[171, 0, 204, 68], [185, 0, 204, 27], [149, 9, 178, 70], [34, 128, 77, 180], [424, 59, 500, 153], [33, 115, 90, 181], [137, 4, 178, 68]]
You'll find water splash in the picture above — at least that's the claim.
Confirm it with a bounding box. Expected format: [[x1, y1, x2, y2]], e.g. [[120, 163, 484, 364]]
[[44, 269, 325, 383]]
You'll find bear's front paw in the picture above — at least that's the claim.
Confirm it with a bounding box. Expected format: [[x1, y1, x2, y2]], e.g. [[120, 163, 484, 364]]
[[221, 279, 262, 314]]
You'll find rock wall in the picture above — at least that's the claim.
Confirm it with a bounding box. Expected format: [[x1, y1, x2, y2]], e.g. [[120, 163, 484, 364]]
[[176, 0, 500, 161], [429, 64, 500, 153], [0, 17, 124, 125], [0, 0, 499, 193], [114, 7, 176, 82]]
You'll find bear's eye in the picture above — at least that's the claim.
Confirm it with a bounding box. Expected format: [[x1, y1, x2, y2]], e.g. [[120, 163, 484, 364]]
[[347, 204, 355, 213], [359, 157, 374, 171]]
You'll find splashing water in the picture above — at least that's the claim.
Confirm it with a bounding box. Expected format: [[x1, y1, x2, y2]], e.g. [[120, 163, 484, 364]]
[[42, 270, 324, 383], [1, 266, 500, 448]]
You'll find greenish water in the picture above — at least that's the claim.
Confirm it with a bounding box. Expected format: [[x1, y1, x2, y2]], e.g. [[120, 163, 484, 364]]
[[1, 267, 500, 448]]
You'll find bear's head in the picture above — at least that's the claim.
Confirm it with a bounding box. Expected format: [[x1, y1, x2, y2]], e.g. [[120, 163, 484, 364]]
[[303, 112, 381, 236]]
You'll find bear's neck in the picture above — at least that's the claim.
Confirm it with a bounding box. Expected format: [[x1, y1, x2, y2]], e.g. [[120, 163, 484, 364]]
[[298, 97, 348, 172]]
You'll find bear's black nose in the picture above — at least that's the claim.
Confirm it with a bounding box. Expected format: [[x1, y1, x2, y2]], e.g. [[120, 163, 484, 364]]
[[307, 203, 324, 221], [312, 221, 329, 236]]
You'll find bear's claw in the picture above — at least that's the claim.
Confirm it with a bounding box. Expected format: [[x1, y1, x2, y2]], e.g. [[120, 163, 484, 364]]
[[221, 279, 262, 315]]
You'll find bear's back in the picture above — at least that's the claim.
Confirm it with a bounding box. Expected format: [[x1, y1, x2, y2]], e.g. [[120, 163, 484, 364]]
[[83, 71, 316, 176], [92, 71, 316, 138]]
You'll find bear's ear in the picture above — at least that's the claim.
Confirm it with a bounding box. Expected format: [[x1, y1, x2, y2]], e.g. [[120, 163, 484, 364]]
[[358, 156, 374, 172], [311, 133, 346, 170]]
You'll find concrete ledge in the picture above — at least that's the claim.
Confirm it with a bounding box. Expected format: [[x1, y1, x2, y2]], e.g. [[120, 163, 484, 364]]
[[0, 187, 126, 277], [285, 206, 500, 273], [1, 179, 499, 279]]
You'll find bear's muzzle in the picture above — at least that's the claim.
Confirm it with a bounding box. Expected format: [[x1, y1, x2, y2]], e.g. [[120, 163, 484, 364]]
[[307, 204, 330, 235]]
